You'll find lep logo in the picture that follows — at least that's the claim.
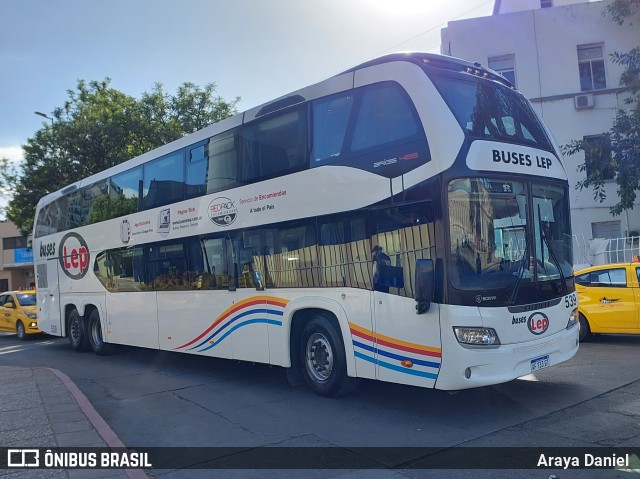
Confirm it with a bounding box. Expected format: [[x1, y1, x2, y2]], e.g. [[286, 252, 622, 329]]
[[59, 232, 90, 280]]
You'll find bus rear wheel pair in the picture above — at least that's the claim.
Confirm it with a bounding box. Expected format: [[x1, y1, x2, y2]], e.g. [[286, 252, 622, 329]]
[[68, 309, 113, 355]]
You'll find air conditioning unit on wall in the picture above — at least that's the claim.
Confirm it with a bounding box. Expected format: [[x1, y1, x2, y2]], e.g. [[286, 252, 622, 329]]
[[574, 94, 594, 110]]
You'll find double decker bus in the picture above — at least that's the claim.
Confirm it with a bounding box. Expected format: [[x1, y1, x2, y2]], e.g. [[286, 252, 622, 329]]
[[33, 53, 579, 396]]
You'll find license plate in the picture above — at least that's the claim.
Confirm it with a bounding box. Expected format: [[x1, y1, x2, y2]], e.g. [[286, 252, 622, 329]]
[[530, 355, 550, 373]]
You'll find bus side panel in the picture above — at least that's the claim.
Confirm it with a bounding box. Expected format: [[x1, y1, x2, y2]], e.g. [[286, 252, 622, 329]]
[[106, 292, 159, 349], [158, 291, 280, 362], [372, 294, 441, 388]]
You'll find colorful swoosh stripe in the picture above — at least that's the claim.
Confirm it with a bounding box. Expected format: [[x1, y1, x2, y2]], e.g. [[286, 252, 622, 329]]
[[350, 323, 441, 380], [174, 296, 288, 352]]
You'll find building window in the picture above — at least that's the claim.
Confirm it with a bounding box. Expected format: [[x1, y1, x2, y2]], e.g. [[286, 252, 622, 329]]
[[540, 0, 552, 7], [2, 236, 27, 250], [578, 44, 606, 91], [583, 135, 614, 181], [488, 55, 516, 87]]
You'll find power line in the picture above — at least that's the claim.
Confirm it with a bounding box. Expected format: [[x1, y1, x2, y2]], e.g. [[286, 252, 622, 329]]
[[375, 0, 494, 56]]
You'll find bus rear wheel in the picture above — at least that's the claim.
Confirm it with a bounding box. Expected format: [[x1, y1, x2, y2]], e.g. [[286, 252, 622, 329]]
[[300, 316, 358, 397], [68, 309, 90, 352], [88, 309, 113, 355]]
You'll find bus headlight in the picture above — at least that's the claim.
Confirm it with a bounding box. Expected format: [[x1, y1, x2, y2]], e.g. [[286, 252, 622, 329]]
[[566, 308, 578, 329], [454, 327, 500, 346]]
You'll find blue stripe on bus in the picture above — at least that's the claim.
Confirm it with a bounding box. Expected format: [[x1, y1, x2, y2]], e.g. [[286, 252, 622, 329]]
[[189, 308, 284, 350], [354, 351, 439, 380], [353, 340, 441, 370], [198, 319, 282, 352]]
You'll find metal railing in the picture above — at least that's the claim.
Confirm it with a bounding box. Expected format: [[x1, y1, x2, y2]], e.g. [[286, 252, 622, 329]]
[[572, 234, 640, 268]]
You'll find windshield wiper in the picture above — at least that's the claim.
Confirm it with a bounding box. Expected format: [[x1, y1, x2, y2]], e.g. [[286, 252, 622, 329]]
[[537, 206, 568, 293], [508, 238, 529, 306]]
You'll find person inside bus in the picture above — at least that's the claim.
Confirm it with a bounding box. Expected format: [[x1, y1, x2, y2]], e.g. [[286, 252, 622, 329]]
[[371, 245, 391, 293]]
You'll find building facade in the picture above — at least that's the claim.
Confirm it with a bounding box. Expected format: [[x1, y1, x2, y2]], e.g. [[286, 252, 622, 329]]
[[441, 0, 640, 250], [0, 221, 34, 291]]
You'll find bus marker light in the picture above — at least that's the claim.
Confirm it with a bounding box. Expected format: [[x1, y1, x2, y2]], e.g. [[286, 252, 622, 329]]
[[401, 360, 413, 368], [464, 368, 471, 379]]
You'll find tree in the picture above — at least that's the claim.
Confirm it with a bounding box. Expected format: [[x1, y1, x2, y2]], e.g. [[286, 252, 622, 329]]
[[0, 79, 240, 234], [562, 0, 640, 216]]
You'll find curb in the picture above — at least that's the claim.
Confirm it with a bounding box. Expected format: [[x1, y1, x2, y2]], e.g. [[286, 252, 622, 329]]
[[46, 368, 148, 479]]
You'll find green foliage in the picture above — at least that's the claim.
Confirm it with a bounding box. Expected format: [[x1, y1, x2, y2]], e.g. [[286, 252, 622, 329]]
[[563, 0, 640, 216], [0, 79, 240, 234], [604, 0, 640, 25]]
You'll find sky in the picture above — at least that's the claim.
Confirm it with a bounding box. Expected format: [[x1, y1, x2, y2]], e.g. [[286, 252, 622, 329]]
[[0, 0, 494, 215]]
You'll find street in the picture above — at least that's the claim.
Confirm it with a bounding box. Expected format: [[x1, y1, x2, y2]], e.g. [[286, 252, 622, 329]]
[[1, 332, 639, 478]]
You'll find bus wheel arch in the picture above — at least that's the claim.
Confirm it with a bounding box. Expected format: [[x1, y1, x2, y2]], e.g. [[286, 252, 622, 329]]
[[293, 309, 359, 397], [86, 306, 113, 355], [67, 308, 90, 352]]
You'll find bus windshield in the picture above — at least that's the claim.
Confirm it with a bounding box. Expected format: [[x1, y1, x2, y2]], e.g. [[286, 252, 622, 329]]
[[448, 178, 573, 304], [430, 75, 553, 151]]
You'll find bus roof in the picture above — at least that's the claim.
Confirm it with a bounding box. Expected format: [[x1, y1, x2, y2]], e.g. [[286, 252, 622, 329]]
[[35, 52, 511, 208]]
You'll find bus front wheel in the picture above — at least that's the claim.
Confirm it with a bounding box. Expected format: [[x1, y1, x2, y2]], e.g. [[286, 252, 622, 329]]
[[300, 316, 358, 397], [88, 309, 113, 355], [68, 309, 90, 352]]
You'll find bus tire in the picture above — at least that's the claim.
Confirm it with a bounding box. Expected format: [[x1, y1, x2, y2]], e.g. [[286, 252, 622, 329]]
[[88, 309, 113, 356], [300, 316, 359, 397], [578, 313, 591, 342], [68, 309, 90, 352]]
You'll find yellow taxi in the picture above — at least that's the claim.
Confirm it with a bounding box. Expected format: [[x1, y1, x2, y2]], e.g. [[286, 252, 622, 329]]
[[575, 260, 640, 341], [0, 290, 40, 339]]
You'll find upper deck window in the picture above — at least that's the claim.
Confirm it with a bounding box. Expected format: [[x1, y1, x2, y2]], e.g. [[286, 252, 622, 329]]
[[431, 76, 552, 151], [312, 83, 424, 165]]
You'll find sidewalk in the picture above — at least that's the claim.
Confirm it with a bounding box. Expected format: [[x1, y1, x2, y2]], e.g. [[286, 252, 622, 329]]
[[0, 366, 148, 479]]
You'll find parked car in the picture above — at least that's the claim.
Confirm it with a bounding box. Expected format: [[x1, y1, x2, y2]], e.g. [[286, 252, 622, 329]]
[[575, 261, 640, 341], [0, 290, 40, 339]]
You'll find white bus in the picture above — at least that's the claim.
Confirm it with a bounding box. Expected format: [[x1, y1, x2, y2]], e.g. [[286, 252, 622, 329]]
[[33, 53, 579, 396]]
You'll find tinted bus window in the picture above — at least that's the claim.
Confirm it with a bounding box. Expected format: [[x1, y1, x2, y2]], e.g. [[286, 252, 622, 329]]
[[143, 150, 185, 210], [312, 94, 354, 164], [206, 131, 239, 194], [111, 166, 142, 215], [351, 84, 420, 151], [241, 107, 307, 182], [311, 83, 425, 168], [431, 76, 552, 150], [185, 142, 208, 199]]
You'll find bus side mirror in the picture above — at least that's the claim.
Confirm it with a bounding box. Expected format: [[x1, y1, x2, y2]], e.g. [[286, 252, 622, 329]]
[[415, 259, 434, 315]]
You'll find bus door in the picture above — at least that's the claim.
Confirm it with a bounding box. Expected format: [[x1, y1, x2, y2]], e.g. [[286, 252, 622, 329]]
[[35, 259, 62, 336], [371, 204, 442, 388], [226, 234, 270, 364]]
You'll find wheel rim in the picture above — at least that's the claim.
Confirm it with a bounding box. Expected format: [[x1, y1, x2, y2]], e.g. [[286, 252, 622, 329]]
[[305, 332, 334, 382], [17, 322, 24, 338]]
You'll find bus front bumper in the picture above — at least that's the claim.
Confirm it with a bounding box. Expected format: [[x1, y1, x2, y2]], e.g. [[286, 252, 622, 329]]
[[434, 324, 580, 391]]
